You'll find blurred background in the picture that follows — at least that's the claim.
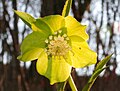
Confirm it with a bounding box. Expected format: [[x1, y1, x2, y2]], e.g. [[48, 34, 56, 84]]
[[0, 0, 120, 91]]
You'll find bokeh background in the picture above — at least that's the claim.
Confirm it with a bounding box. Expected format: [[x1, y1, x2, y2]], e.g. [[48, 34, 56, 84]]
[[0, 0, 120, 91]]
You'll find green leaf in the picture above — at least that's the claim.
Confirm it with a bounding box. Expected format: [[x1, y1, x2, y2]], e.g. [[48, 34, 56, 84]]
[[14, 10, 35, 28], [89, 67, 108, 83], [82, 54, 113, 91], [62, 0, 72, 17], [82, 67, 107, 91], [95, 54, 113, 71]]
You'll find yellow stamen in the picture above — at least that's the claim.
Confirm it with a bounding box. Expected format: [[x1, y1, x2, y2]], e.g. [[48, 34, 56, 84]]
[[45, 30, 71, 57]]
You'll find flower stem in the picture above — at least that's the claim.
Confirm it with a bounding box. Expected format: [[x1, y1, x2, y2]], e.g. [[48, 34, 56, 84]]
[[57, 81, 67, 91], [68, 75, 78, 91]]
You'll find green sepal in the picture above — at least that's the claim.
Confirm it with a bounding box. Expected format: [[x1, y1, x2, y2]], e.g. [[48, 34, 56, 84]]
[[14, 10, 35, 28], [20, 31, 47, 54], [36, 53, 71, 85], [31, 18, 52, 35], [69, 41, 97, 68], [41, 15, 65, 33], [65, 16, 89, 41], [17, 48, 44, 62]]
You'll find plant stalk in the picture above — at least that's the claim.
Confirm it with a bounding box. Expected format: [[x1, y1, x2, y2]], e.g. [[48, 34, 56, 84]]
[[68, 74, 78, 91]]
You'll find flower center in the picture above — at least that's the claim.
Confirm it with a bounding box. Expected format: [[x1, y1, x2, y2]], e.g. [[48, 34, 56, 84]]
[[45, 30, 71, 57]]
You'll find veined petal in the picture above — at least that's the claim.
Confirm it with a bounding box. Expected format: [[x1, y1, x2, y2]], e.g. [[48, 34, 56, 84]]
[[64, 53, 72, 65], [17, 48, 44, 62], [36, 53, 71, 85], [42, 15, 65, 32], [65, 16, 89, 41], [14, 10, 35, 28], [69, 41, 97, 68], [69, 35, 85, 43], [21, 31, 47, 54], [31, 18, 52, 36]]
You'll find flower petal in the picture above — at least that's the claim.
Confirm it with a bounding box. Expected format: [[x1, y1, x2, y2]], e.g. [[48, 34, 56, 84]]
[[21, 31, 47, 54], [31, 18, 52, 36], [36, 52, 71, 85], [69, 35, 85, 43], [42, 15, 65, 32], [17, 48, 44, 62], [14, 10, 35, 28], [65, 16, 89, 41], [69, 41, 97, 68]]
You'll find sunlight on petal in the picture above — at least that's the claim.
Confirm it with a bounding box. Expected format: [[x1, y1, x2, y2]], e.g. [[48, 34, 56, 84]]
[[36, 53, 71, 85], [69, 41, 97, 68], [65, 16, 89, 41]]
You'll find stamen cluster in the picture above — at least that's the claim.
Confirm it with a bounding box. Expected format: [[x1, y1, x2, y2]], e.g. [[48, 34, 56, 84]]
[[45, 30, 71, 57]]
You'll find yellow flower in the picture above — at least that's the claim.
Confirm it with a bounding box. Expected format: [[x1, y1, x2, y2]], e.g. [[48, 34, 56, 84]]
[[17, 15, 97, 85]]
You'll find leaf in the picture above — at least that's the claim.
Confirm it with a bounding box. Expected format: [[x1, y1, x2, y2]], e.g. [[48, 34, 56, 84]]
[[14, 10, 35, 28], [82, 54, 113, 91], [82, 67, 107, 91], [95, 54, 113, 71], [88, 67, 108, 83], [62, 0, 72, 17]]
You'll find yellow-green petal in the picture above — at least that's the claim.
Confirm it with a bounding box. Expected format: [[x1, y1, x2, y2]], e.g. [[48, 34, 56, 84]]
[[69, 42, 97, 68], [36, 52, 71, 85], [31, 18, 52, 36], [65, 16, 89, 41], [21, 31, 47, 54], [69, 35, 85, 43], [41, 15, 65, 32], [17, 48, 44, 62], [14, 10, 35, 28]]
